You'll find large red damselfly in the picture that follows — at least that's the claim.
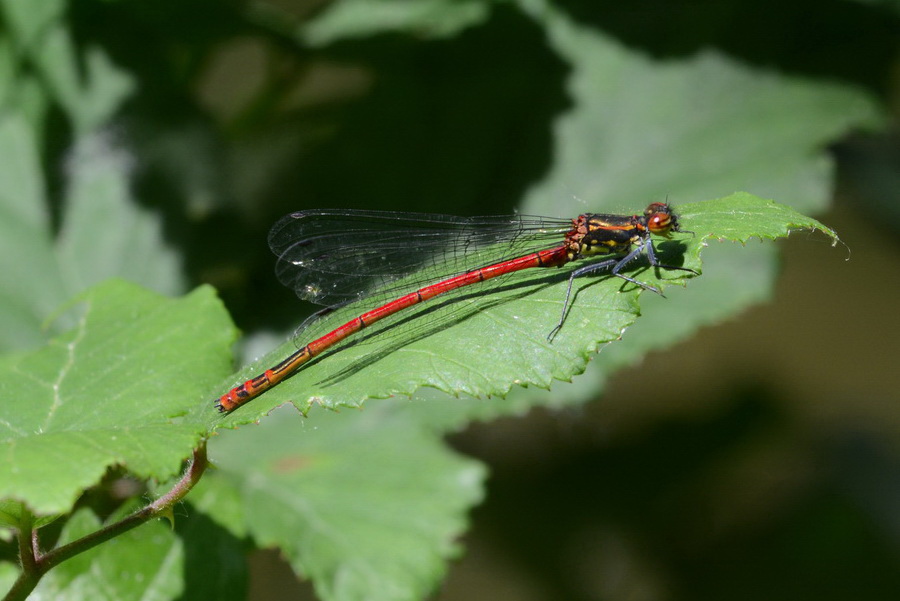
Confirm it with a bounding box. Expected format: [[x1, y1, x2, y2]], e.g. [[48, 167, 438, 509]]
[[216, 202, 696, 413]]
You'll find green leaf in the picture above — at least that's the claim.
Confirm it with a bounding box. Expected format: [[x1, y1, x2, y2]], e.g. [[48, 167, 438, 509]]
[[0, 115, 185, 353], [0, 112, 45, 223], [0, 5, 164, 355], [211, 193, 834, 426], [0, 498, 59, 529], [196, 405, 485, 601], [0, 562, 17, 596], [0, 498, 21, 527], [0, 113, 67, 352], [176, 506, 248, 601], [56, 131, 186, 297], [0, 280, 236, 516], [29, 508, 184, 601], [2, 0, 134, 134], [33, 30, 135, 134], [297, 0, 490, 46], [520, 32, 880, 210], [0, 0, 67, 49], [677, 192, 840, 242]]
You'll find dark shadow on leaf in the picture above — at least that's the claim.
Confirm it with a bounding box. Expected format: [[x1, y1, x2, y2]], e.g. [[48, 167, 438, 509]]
[[177, 503, 248, 601], [655, 239, 691, 268], [310, 272, 566, 387], [287, 242, 696, 387]]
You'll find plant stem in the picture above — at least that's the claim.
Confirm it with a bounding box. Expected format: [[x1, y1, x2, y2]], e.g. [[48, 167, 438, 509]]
[[3, 444, 208, 601]]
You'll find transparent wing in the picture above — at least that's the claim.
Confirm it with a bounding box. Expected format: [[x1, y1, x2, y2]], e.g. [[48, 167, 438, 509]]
[[268, 209, 572, 306]]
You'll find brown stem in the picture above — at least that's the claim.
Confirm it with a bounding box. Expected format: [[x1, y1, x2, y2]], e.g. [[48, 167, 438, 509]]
[[3, 444, 208, 601]]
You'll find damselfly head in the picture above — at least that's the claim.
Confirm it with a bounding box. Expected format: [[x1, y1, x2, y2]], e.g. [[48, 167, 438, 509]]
[[644, 202, 676, 237], [643, 202, 692, 237]]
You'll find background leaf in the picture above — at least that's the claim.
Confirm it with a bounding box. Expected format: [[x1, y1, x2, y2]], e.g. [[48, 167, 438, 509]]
[[197, 405, 485, 601], [56, 131, 186, 297], [0, 4, 183, 354], [298, 0, 491, 45], [0, 562, 17, 596], [0, 113, 66, 352]]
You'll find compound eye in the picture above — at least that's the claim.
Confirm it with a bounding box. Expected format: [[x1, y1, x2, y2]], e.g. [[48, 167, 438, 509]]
[[647, 211, 672, 234], [644, 202, 666, 217]]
